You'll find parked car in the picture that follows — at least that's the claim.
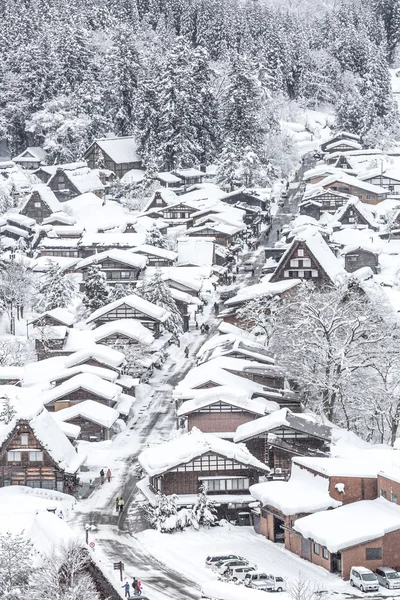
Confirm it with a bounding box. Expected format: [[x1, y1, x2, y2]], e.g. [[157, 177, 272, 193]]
[[244, 572, 285, 591], [350, 567, 379, 592], [226, 565, 257, 582], [205, 554, 243, 569], [243, 261, 254, 272], [219, 290, 236, 301], [214, 559, 250, 575], [375, 567, 400, 589]]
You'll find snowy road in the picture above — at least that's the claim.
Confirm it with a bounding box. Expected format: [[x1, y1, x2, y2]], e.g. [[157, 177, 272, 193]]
[[73, 339, 213, 599]]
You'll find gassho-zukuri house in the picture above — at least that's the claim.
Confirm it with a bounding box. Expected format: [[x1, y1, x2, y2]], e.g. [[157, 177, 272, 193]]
[[137, 427, 270, 519]]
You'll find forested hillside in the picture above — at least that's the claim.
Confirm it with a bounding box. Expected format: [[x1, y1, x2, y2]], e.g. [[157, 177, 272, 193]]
[[1, 0, 399, 177]]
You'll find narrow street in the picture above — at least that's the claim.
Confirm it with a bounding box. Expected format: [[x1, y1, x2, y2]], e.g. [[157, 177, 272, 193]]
[[75, 334, 214, 599]]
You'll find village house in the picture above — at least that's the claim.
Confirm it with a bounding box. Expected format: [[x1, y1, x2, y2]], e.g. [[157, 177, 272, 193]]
[[173, 168, 205, 188], [221, 188, 267, 211], [47, 164, 104, 201], [269, 231, 346, 286], [0, 393, 85, 491], [186, 222, 244, 247], [42, 212, 76, 227], [207, 356, 286, 389], [6, 213, 36, 233], [142, 188, 179, 212], [145, 200, 200, 224], [317, 173, 387, 205], [29, 308, 75, 327], [63, 344, 125, 372], [37, 237, 81, 258], [334, 198, 379, 230], [323, 139, 362, 154], [177, 387, 275, 437], [19, 184, 62, 224], [75, 250, 146, 287], [12, 146, 46, 170], [84, 136, 143, 178], [169, 287, 201, 331], [173, 362, 302, 412], [86, 294, 171, 336], [358, 167, 400, 195], [53, 400, 120, 442], [234, 408, 332, 476], [320, 131, 362, 154], [138, 427, 269, 519], [197, 333, 275, 366], [343, 246, 380, 274], [92, 318, 154, 348], [78, 232, 145, 258], [130, 244, 177, 267], [299, 189, 351, 220], [33, 162, 83, 184], [156, 171, 182, 188], [42, 373, 123, 412]]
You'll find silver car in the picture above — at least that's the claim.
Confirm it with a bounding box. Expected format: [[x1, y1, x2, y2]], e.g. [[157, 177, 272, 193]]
[[375, 567, 400, 589], [214, 559, 250, 575]]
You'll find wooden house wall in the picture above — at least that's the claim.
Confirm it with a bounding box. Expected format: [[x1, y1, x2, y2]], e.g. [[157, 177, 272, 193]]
[[187, 410, 257, 433], [85, 146, 141, 178], [66, 415, 110, 441], [0, 421, 65, 490], [47, 388, 113, 412], [345, 250, 378, 273], [224, 368, 284, 389], [91, 303, 161, 334], [20, 191, 52, 223], [270, 241, 329, 284]]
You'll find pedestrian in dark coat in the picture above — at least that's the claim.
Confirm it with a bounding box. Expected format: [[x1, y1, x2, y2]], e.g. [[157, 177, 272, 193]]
[[122, 581, 130, 597], [119, 498, 124, 513], [115, 497, 119, 512], [100, 469, 105, 484]]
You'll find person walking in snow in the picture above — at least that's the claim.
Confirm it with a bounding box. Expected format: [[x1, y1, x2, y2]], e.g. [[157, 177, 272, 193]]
[[122, 581, 130, 597], [184, 346, 189, 359], [115, 497, 119, 512], [136, 579, 142, 596], [100, 469, 105, 484], [119, 497, 125, 513], [106, 468, 112, 482]]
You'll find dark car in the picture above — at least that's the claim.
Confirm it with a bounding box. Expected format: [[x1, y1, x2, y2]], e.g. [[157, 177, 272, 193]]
[[220, 290, 237, 301]]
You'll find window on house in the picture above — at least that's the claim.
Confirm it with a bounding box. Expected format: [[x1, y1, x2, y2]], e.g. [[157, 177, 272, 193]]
[[291, 520, 296, 528], [120, 271, 131, 279], [311, 270, 318, 278], [29, 451, 43, 462], [314, 543, 320, 555], [366, 548, 382, 560], [34, 202, 41, 208], [155, 198, 163, 205], [391, 492, 398, 504], [297, 249, 304, 257], [381, 489, 387, 499], [366, 195, 372, 200], [7, 451, 21, 461], [322, 547, 329, 559], [20, 434, 29, 445]]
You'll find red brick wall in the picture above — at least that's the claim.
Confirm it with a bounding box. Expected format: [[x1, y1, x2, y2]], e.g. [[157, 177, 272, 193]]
[[342, 538, 384, 580], [188, 412, 256, 433], [328, 476, 377, 504], [378, 474, 400, 503]]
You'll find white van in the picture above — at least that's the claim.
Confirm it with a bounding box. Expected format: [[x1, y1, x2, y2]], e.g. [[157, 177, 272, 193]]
[[350, 566, 379, 592], [226, 565, 256, 582], [245, 572, 285, 592]]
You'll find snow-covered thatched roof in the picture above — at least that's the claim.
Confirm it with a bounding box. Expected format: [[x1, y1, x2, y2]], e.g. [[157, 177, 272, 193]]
[[42, 373, 122, 405], [75, 249, 147, 270], [53, 399, 119, 428], [86, 294, 171, 324], [90, 136, 142, 164], [139, 427, 270, 477]]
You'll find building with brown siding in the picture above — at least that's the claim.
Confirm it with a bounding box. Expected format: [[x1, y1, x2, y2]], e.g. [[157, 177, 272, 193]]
[[53, 400, 119, 442], [139, 428, 269, 517], [177, 387, 271, 436], [84, 136, 143, 179], [42, 373, 123, 412], [20, 184, 62, 224], [0, 394, 85, 492], [234, 408, 331, 475], [269, 231, 346, 285], [317, 173, 387, 205], [75, 250, 147, 287]]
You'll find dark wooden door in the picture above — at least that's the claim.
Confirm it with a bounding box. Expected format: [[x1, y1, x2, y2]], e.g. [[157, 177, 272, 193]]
[[301, 537, 312, 561]]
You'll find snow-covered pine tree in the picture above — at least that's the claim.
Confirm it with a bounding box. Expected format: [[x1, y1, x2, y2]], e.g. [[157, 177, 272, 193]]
[[192, 483, 217, 529], [0, 532, 34, 596], [38, 262, 76, 311], [0, 396, 16, 425], [216, 146, 240, 191], [145, 224, 169, 249], [144, 493, 181, 532], [82, 265, 110, 313], [138, 270, 183, 338]]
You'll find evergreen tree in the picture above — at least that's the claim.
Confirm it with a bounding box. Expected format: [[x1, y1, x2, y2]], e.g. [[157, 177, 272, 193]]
[[138, 270, 183, 338], [192, 483, 217, 528], [215, 145, 240, 191], [0, 532, 34, 597], [144, 493, 181, 532], [82, 265, 110, 313], [370, 0, 400, 64], [0, 396, 16, 425], [38, 263, 76, 311], [145, 224, 169, 249]]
